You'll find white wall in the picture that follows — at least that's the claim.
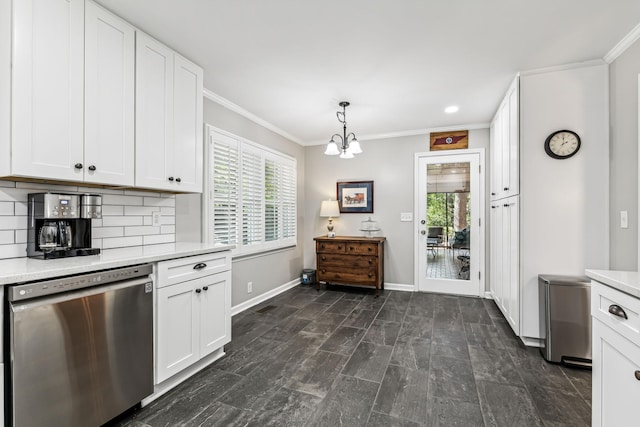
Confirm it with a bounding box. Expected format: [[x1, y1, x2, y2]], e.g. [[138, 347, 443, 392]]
[[519, 63, 609, 339], [609, 38, 640, 270], [303, 129, 490, 287]]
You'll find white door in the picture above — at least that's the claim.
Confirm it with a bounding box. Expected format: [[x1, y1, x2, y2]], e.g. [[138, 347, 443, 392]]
[[135, 32, 174, 191], [172, 54, 203, 192], [84, 1, 135, 185], [156, 281, 199, 383], [415, 150, 484, 296], [12, 0, 84, 180], [199, 271, 231, 357]]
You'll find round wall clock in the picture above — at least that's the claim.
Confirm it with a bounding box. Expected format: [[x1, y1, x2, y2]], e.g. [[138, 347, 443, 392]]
[[544, 130, 581, 159]]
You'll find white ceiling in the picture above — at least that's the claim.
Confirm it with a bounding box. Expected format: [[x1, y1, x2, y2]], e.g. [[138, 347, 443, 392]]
[[96, 0, 640, 145]]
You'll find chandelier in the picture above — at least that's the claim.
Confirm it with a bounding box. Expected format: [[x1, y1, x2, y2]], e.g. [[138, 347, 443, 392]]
[[324, 101, 362, 159]]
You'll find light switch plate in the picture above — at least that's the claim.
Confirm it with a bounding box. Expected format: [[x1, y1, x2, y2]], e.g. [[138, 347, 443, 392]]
[[400, 212, 413, 222], [621, 210, 628, 229]]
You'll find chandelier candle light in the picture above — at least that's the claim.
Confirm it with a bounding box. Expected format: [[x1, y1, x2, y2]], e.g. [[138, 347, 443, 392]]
[[324, 101, 362, 159], [320, 200, 340, 237]]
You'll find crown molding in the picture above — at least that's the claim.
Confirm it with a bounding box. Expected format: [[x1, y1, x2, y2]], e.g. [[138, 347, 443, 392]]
[[519, 59, 605, 77], [202, 88, 304, 145], [604, 22, 640, 64]]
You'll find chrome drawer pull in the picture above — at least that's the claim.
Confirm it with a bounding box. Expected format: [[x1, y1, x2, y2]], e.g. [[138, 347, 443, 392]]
[[193, 263, 207, 270], [609, 304, 628, 320]]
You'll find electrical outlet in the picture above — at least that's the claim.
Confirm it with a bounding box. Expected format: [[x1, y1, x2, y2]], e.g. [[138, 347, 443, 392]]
[[400, 212, 413, 222], [248, 281, 253, 293], [152, 211, 161, 226]]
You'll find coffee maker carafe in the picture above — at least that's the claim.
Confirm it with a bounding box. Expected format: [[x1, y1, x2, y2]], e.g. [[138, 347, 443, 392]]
[[28, 193, 102, 259]]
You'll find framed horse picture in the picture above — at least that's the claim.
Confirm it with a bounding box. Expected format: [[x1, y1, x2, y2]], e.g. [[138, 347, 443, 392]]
[[337, 181, 374, 213]]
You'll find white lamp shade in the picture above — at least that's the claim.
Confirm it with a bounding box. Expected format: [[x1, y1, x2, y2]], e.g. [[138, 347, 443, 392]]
[[320, 200, 340, 217], [349, 139, 362, 154], [339, 149, 354, 159], [324, 141, 340, 155]]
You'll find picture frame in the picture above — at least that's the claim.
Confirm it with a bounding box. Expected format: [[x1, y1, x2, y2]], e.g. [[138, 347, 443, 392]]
[[429, 130, 469, 151], [337, 181, 374, 213]]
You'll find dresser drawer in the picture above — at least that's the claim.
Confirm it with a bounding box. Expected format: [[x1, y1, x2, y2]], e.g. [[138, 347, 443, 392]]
[[156, 252, 231, 288], [345, 242, 378, 255], [316, 240, 346, 253], [318, 253, 377, 269], [317, 268, 378, 286], [591, 281, 640, 346]]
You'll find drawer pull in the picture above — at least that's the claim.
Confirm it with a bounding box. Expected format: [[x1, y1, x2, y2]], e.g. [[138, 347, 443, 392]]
[[368, 259, 373, 265], [337, 246, 342, 250], [635, 371, 640, 381], [368, 273, 373, 278], [609, 304, 628, 320], [193, 263, 207, 270], [321, 269, 326, 273], [368, 247, 372, 252], [203, 286, 209, 291], [321, 256, 326, 261]]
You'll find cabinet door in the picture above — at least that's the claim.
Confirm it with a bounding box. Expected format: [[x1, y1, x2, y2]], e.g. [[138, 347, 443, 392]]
[[592, 318, 640, 426], [172, 54, 203, 193], [12, 0, 84, 180], [156, 280, 199, 384], [135, 32, 174, 191], [489, 113, 502, 200], [84, 1, 135, 185], [505, 80, 519, 197], [503, 196, 519, 333], [199, 271, 231, 357], [0, 0, 10, 176], [490, 202, 503, 306]]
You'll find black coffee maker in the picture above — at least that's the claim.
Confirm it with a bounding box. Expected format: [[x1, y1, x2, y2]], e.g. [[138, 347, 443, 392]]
[[27, 193, 102, 259]]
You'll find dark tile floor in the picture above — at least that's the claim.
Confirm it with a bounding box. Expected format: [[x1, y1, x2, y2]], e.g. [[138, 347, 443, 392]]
[[117, 285, 592, 427]]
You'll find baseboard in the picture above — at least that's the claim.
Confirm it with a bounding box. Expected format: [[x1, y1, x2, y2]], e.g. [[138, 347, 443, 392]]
[[384, 283, 416, 292], [484, 291, 494, 299], [231, 278, 301, 316], [520, 336, 543, 348]]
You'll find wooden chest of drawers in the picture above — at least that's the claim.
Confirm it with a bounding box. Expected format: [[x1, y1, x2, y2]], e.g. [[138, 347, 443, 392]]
[[314, 236, 385, 294]]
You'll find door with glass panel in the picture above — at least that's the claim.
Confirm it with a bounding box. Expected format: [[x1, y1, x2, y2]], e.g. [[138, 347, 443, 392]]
[[416, 150, 484, 296]]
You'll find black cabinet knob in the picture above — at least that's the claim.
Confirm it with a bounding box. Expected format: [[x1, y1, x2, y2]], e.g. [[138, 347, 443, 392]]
[[203, 286, 209, 291], [195, 288, 201, 294], [168, 177, 174, 182], [88, 165, 96, 171], [74, 163, 83, 169], [176, 177, 181, 182], [504, 187, 509, 191], [491, 192, 496, 196]]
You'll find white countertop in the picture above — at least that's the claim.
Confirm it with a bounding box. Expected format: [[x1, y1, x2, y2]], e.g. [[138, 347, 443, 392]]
[[0, 242, 234, 285], [586, 269, 640, 299]]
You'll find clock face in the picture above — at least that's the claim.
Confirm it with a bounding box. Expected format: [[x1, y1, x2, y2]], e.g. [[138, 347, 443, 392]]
[[544, 130, 581, 159]]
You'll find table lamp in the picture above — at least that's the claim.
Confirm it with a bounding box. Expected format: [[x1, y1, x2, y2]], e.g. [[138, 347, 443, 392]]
[[320, 200, 340, 237]]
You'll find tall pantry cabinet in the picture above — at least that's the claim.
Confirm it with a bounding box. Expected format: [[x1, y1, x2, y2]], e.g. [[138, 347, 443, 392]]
[[490, 76, 521, 336]]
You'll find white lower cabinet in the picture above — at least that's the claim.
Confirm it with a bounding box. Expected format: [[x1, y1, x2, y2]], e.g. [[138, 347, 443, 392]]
[[592, 281, 640, 426], [155, 255, 231, 384]]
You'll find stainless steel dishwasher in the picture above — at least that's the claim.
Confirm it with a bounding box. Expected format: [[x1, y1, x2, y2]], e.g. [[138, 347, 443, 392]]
[[7, 264, 154, 427]]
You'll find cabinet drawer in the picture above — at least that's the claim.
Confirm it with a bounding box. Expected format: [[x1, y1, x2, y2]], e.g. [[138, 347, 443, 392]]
[[317, 268, 378, 285], [317, 254, 377, 269], [316, 240, 347, 253], [156, 252, 231, 288], [345, 242, 378, 256], [592, 281, 640, 346]]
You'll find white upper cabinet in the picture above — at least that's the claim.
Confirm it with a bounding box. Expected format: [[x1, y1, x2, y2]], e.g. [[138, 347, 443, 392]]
[[11, 0, 85, 180], [135, 32, 203, 193], [490, 76, 519, 200], [84, 1, 135, 186]]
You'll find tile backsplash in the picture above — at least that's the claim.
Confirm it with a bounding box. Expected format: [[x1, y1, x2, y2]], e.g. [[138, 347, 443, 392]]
[[0, 180, 175, 260]]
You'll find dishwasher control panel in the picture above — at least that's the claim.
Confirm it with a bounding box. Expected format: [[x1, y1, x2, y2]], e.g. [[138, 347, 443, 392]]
[[8, 264, 153, 302]]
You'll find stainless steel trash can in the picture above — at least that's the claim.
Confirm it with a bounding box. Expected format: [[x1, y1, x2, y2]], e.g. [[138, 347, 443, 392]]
[[539, 274, 591, 368]]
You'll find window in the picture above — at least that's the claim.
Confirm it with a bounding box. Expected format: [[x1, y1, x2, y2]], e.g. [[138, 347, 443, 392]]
[[208, 127, 296, 255]]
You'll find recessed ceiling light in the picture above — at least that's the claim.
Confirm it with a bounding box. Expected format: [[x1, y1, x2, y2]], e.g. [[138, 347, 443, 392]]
[[445, 105, 459, 114]]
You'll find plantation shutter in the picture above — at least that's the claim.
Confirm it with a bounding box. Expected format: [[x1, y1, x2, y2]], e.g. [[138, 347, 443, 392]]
[[211, 134, 239, 245], [241, 147, 264, 246]]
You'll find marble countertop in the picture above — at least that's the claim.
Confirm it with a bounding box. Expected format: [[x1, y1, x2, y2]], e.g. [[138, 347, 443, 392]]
[[0, 242, 234, 285], [586, 269, 640, 299]]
